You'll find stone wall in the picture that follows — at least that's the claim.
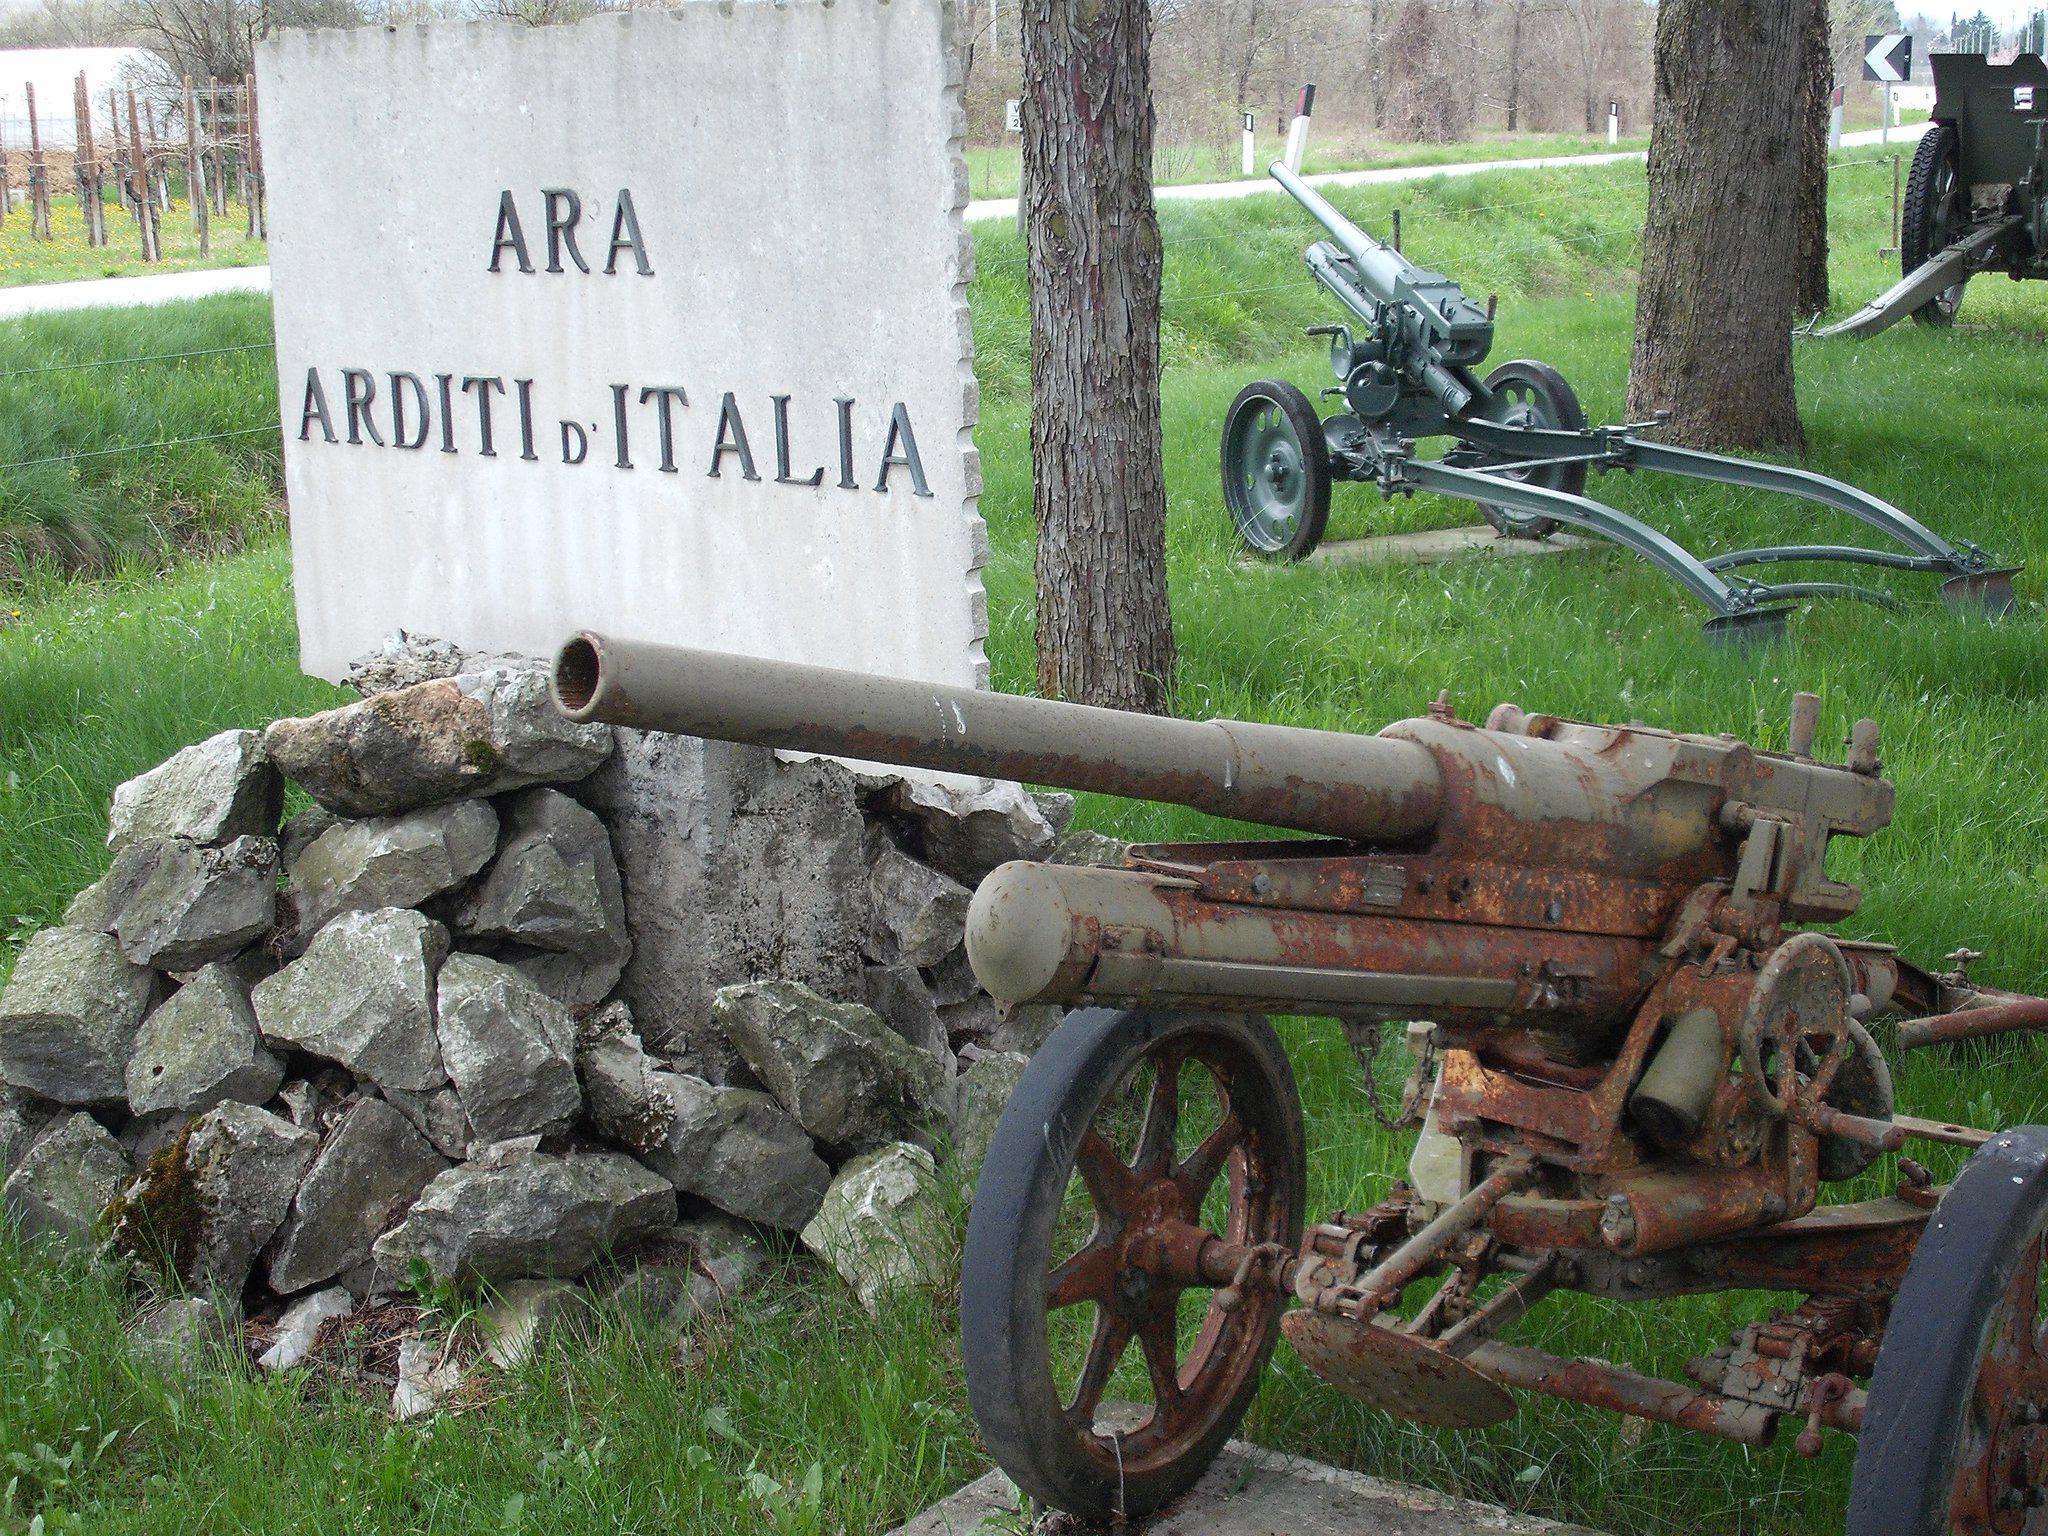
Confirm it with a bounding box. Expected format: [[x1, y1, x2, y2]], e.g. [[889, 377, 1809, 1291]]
[[0, 635, 1117, 1404]]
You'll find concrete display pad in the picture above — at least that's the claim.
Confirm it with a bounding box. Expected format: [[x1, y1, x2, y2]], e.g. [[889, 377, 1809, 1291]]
[[259, 3, 986, 685], [1306, 526, 1592, 569], [890, 1441, 1609, 1536]]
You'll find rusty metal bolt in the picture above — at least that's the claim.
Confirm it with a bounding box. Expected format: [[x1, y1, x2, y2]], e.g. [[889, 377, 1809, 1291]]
[[1599, 1194, 1638, 1253]]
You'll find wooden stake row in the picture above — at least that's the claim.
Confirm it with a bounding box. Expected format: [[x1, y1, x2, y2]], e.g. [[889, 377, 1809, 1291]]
[[4, 73, 264, 257]]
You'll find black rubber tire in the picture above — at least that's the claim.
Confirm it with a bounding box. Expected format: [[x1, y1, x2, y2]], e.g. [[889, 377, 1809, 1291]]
[[1220, 380, 1333, 561], [1847, 1125, 2048, 1535], [1903, 123, 1966, 327], [1471, 359, 1588, 537], [960, 1008, 1306, 1521]]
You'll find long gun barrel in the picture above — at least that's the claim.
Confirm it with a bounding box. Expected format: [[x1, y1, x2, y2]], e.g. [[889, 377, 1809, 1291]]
[[1270, 160, 1493, 365], [552, 634, 1894, 1026], [552, 632, 1445, 843]]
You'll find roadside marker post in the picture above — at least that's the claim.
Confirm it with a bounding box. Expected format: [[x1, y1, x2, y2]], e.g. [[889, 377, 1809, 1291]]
[[1241, 111, 1255, 177], [1283, 84, 1313, 172]]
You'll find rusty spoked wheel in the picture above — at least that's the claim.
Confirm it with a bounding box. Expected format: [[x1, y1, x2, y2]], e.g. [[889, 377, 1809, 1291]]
[[961, 1008, 1305, 1520], [1849, 1125, 2048, 1534]]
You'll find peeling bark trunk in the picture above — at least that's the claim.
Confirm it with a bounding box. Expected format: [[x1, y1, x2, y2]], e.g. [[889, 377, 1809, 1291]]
[[1021, 0, 1177, 712], [1627, 0, 1807, 453]]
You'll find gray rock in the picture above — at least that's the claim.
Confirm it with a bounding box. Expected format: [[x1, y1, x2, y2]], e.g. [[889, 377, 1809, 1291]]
[[0, 1092, 55, 1183], [880, 776, 1057, 883], [103, 1102, 317, 1292], [266, 1097, 449, 1294], [950, 1050, 1028, 1186], [923, 947, 984, 1008], [577, 1006, 674, 1157], [278, 805, 342, 871], [637, 1071, 831, 1232], [572, 734, 865, 1078], [1050, 827, 1132, 867], [118, 1109, 191, 1166], [76, 836, 279, 971], [265, 667, 613, 818], [988, 1003, 1064, 1057], [392, 1332, 467, 1420], [107, 730, 282, 853], [258, 1285, 354, 1371], [125, 963, 283, 1118], [452, 789, 630, 1006], [800, 1142, 951, 1314], [344, 631, 532, 697], [381, 1083, 473, 1161], [862, 964, 951, 1064], [271, 1069, 354, 1134], [480, 1277, 588, 1367], [604, 1212, 770, 1325], [125, 1294, 241, 1375], [865, 847, 970, 969], [2, 1112, 131, 1242], [285, 800, 499, 946], [1033, 792, 1078, 837], [434, 954, 580, 1145], [252, 909, 449, 1092], [372, 1148, 676, 1285], [0, 926, 158, 1105], [714, 980, 950, 1156]]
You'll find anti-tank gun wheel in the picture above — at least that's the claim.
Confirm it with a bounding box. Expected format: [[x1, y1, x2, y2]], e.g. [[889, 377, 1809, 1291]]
[[1904, 123, 1968, 327], [1460, 359, 1588, 538], [960, 1008, 1306, 1520], [1221, 380, 1332, 561], [1848, 1126, 2048, 1535]]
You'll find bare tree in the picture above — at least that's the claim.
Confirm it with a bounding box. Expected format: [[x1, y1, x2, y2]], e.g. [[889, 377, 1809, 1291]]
[[122, 0, 364, 86], [1021, 0, 1176, 712], [1628, 0, 1808, 451]]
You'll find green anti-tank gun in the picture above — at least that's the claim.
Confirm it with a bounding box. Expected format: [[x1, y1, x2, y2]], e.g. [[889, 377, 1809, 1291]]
[[554, 631, 2048, 1536], [1223, 161, 2019, 633]]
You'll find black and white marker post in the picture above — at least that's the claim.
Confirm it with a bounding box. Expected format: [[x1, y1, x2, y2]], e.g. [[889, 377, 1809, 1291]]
[[1241, 111, 1255, 178], [1283, 84, 1314, 173]]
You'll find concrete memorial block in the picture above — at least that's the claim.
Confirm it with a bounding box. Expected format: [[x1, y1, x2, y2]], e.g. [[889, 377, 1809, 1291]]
[[259, 2, 986, 688]]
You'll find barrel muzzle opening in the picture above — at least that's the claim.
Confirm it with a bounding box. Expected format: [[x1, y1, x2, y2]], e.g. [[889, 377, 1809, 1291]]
[[552, 633, 604, 718]]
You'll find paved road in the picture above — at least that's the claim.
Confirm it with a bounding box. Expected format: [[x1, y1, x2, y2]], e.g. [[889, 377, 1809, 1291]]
[[0, 124, 1927, 319]]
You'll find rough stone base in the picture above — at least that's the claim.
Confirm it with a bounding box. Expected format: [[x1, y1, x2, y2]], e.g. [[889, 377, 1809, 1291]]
[[1304, 526, 1593, 568], [889, 1440, 1608, 1536]]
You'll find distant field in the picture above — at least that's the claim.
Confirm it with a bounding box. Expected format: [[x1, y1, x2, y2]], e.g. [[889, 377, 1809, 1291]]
[[1, 148, 2044, 1535]]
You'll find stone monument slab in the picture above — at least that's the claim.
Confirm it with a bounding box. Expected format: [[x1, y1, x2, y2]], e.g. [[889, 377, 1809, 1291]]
[[258, 2, 986, 685]]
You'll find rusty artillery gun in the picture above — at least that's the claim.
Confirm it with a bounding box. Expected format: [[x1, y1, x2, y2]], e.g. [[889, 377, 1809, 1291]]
[[552, 633, 2048, 1536]]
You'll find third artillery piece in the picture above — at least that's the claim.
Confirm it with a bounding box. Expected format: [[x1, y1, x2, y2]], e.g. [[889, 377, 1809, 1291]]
[[1224, 162, 2018, 633], [555, 633, 2048, 1536]]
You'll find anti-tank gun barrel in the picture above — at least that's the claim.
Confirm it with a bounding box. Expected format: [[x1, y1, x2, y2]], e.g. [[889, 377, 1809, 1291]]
[[553, 632, 1895, 1033], [550, 631, 1446, 843], [1269, 160, 1499, 409]]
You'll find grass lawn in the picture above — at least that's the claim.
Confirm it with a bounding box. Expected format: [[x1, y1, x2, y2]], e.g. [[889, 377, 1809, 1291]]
[[1, 151, 2046, 1533], [965, 127, 1655, 200], [0, 191, 269, 287]]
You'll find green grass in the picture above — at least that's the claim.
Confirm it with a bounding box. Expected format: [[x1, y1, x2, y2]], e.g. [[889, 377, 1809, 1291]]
[[0, 190, 268, 288], [0, 294, 280, 588], [965, 127, 1654, 200], [2, 149, 2047, 1533]]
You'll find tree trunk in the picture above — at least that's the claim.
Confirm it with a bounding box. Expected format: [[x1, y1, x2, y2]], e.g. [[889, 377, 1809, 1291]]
[[1506, 5, 1524, 131], [1022, 0, 1177, 712], [1626, 0, 1806, 453], [1794, 0, 1832, 318]]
